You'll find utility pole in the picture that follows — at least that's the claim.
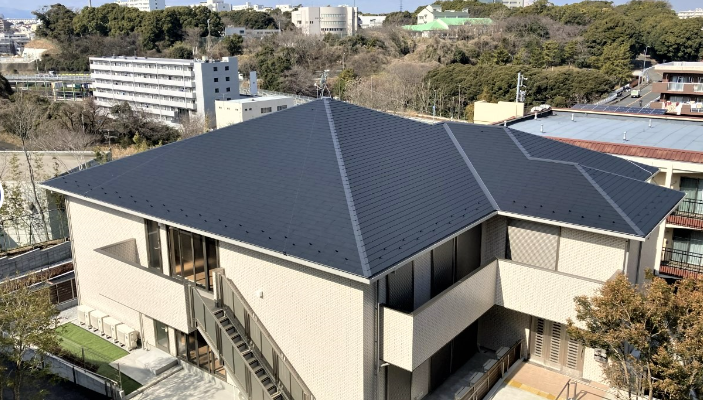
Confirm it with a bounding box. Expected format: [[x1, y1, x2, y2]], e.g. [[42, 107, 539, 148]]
[[207, 19, 211, 58]]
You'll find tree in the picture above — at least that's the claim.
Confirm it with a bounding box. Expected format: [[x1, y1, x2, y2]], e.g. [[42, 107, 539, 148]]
[[0, 73, 12, 100], [169, 44, 194, 59], [221, 34, 244, 56], [568, 274, 703, 400], [383, 11, 414, 27], [0, 274, 60, 400], [0, 93, 50, 242]]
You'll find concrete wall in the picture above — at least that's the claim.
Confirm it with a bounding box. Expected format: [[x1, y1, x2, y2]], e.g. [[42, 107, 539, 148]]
[[473, 101, 525, 125], [194, 57, 239, 126], [218, 241, 374, 400], [215, 97, 294, 128], [0, 241, 71, 278]]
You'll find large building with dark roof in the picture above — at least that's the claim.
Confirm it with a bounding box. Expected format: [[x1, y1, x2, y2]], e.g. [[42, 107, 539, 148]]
[[43, 99, 682, 400]]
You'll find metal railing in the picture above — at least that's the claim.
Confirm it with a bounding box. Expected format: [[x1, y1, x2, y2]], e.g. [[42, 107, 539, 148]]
[[458, 339, 525, 400], [216, 272, 314, 400], [660, 247, 703, 274], [673, 198, 703, 219], [191, 287, 285, 400]]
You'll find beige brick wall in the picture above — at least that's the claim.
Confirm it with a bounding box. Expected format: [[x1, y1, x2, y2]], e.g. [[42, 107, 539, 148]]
[[382, 261, 498, 371], [481, 216, 507, 265], [218, 242, 373, 400], [582, 347, 607, 383], [557, 228, 626, 281], [67, 198, 189, 344], [496, 260, 601, 326]]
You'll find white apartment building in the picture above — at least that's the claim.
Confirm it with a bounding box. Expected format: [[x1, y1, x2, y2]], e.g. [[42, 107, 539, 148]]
[[215, 95, 294, 128], [90, 56, 239, 125], [678, 8, 703, 19], [114, 0, 165, 12], [292, 6, 358, 36], [359, 15, 386, 29], [224, 26, 279, 38], [191, 0, 232, 11], [42, 99, 682, 400]]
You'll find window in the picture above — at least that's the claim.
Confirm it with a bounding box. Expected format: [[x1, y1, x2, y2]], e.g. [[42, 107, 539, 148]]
[[261, 107, 272, 114], [225, 66, 229, 71], [277, 105, 287, 111], [225, 77, 230, 82], [213, 66, 218, 72], [145, 220, 162, 270], [215, 88, 219, 93], [214, 77, 219, 83], [168, 227, 219, 290]]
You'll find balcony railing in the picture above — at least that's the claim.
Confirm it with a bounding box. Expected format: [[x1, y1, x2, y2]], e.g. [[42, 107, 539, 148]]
[[660, 247, 703, 278]]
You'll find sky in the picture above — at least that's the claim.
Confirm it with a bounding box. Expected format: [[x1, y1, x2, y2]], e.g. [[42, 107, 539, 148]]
[[0, 0, 698, 18]]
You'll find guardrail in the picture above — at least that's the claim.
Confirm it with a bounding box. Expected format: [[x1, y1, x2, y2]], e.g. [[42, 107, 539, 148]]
[[216, 271, 314, 400], [457, 339, 524, 400], [191, 287, 286, 400]]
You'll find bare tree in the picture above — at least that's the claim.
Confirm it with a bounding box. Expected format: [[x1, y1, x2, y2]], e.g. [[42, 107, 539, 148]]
[[0, 93, 49, 241]]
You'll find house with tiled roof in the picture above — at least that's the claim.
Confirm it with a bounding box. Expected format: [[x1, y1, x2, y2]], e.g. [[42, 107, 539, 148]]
[[42, 99, 682, 400]]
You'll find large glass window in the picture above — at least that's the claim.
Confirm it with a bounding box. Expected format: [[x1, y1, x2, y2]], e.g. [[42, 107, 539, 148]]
[[168, 227, 218, 291], [145, 220, 162, 270]]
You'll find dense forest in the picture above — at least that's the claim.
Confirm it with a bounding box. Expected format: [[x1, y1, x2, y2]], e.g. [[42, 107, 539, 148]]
[[28, 0, 703, 118]]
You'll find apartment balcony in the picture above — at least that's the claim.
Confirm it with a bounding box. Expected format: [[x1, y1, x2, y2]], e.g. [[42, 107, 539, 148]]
[[93, 239, 190, 332], [382, 260, 498, 371], [92, 72, 196, 88], [667, 198, 703, 229], [381, 259, 611, 372], [91, 63, 194, 77], [92, 82, 196, 99], [652, 81, 703, 95], [660, 247, 703, 279]]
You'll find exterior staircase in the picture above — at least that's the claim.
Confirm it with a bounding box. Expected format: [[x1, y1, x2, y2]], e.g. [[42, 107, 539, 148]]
[[189, 270, 314, 400]]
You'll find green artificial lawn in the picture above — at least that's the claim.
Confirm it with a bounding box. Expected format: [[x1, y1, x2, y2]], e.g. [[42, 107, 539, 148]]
[[55, 323, 142, 394]]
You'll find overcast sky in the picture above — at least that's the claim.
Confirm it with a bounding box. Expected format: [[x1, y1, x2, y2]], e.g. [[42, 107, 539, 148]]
[[0, 0, 698, 18]]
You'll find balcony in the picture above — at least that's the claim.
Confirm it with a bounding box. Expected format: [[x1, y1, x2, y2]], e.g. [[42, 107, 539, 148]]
[[381, 259, 612, 372], [93, 239, 190, 332], [660, 247, 703, 279], [667, 198, 703, 229]]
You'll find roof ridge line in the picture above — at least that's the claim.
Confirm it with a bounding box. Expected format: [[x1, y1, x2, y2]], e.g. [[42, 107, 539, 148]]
[[506, 127, 651, 180], [443, 124, 500, 211], [323, 99, 371, 277], [576, 165, 644, 237]]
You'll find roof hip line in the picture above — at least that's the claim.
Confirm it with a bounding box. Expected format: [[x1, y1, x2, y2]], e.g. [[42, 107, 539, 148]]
[[577, 165, 644, 237], [323, 99, 371, 277], [443, 123, 500, 211]]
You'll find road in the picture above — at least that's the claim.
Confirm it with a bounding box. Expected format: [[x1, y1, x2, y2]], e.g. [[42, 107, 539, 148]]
[[606, 70, 663, 108]]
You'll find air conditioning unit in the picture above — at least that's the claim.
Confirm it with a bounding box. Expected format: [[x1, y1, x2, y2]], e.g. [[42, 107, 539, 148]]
[[89, 310, 109, 333], [77, 305, 94, 326], [102, 317, 122, 339], [116, 324, 139, 351]]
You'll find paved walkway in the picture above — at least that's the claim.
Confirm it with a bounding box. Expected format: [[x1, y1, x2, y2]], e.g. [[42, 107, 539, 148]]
[[128, 367, 235, 400], [502, 362, 611, 400]]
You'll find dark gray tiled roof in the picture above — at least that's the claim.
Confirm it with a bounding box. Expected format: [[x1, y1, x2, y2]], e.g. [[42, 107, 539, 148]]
[[43, 99, 683, 279]]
